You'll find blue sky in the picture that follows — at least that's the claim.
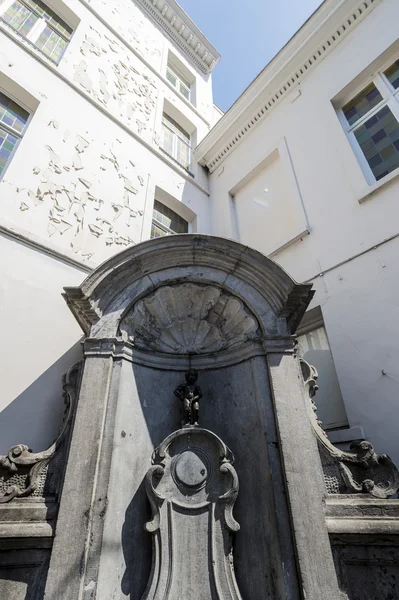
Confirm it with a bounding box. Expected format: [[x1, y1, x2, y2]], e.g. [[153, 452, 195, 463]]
[[177, 0, 324, 112]]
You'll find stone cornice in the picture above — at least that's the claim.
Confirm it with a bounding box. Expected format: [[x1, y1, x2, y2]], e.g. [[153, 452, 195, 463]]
[[82, 337, 295, 369], [195, 0, 382, 172], [326, 496, 399, 534], [135, 0, 220, 74]]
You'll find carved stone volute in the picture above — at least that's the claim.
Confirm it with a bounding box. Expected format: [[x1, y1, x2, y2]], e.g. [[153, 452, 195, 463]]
[[300, 358, 399, 498], [0, 363, 81, 503]]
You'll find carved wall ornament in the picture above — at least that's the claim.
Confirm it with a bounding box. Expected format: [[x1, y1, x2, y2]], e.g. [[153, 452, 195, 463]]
[[142, 427, 243, 600], [119, 283, 259, 354], [0, 363, 81, 503], [14, 121, 146, 261], [300, 358, 399, 498]]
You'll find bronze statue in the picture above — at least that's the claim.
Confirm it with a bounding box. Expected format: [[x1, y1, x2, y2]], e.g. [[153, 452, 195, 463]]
[[174, 369, 202, 426]]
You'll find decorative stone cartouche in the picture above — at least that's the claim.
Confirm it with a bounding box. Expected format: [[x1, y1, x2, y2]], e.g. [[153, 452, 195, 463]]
[[142, 375, 243, 600]]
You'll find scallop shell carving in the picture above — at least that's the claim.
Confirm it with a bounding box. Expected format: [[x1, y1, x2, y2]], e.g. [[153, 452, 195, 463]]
[[120, 284, 259, 354]]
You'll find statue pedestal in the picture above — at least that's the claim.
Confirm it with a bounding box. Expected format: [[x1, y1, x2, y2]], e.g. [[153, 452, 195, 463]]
[[142, 427, 242, 600]]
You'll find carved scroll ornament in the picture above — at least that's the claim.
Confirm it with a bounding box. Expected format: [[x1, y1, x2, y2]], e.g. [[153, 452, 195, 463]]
[[119, 283, 259, 354], [142, 427, 243, 600], [300, 359, 399, 498], [0, 363, 80, 503]]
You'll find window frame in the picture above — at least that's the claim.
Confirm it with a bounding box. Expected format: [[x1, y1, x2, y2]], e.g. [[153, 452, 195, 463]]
[[166, 62, 192, 103], [0, 87, 32, 180], [0, 0, 73, 64], [337, 54, 399, 186], [161, 112, 192, 171], [151, 199, 189, 239]]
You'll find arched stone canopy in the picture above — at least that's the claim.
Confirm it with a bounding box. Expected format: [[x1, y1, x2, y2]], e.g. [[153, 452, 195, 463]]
[[64, 235, 313, 346]]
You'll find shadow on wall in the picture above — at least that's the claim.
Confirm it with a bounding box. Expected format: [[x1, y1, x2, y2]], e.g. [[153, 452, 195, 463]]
[[0, 549, 51, 599], [121, 477, 152, 599], [119, 363, 182, 599], [117, 358, 290, 600], [0, 341, 83, 454]]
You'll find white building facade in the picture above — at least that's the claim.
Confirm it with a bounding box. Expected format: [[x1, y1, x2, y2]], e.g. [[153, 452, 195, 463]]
[[196, 0, 399, 465], [2, 0, 399, 470], [0, 0, 220, 453]]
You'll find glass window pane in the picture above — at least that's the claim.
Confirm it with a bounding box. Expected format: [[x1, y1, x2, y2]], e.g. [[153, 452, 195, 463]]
[[151, 221, 169, 239], [0, 125, 18, 176], [161, 113, 191, 168], [343, 83, 383, 126], [24, 0, 72, 38], [180, 83, 190, 100], [162, 113, 190, 140], [0, 92, 29, 133], [166, 69, 177, 87], [176, 137, 190, 169], [161, 122, 174, 157], [355, 105, 399, 181], [153, 200, 188, 235], [36, 26, 68, 62], [2, 1, 39, 37], [166, 64, 191, 101], [2, 0, 72, 62], [384, 60, 399, 90]]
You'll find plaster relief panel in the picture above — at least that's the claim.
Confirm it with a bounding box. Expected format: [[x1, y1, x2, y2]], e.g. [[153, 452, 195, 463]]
[[61, 20, 158, 146], [3, 116, 148, 264], [87, 0, 163, 70]]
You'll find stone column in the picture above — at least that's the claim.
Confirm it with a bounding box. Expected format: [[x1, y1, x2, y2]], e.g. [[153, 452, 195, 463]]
[[44, 340, 122, 600], [267, 350, 341, 600]]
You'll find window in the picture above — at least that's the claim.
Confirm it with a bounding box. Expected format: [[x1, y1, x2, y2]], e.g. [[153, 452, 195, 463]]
[[340, 58, 399, 183], [296, 307, 348, 430], [0, 90, 29, 177], [161, 113, 191, 170], [0, 0, 73, 64], [151, 200, 188, 239], [166, 63, 191, 102]]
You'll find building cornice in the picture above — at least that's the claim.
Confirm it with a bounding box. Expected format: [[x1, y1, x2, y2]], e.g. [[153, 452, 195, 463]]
[[194, 0, 382, 173], [135, 0, 220, 74]]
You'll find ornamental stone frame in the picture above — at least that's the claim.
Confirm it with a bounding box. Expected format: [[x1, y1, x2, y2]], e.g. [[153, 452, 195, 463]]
[[43, 234, 343, 599]]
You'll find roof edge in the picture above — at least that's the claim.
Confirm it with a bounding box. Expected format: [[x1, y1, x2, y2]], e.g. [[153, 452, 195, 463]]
[[195, 0, 382, 171], [135, 0, 220, 74]]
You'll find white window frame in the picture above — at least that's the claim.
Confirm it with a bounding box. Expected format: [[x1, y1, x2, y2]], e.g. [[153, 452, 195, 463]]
[[337, 54, 399, 186], [151, 216, 175, 237], [0, 88, 32, 181], [166, 63, 191, 103], [0, 0, 73, 64], [161, 113, 192, 171]]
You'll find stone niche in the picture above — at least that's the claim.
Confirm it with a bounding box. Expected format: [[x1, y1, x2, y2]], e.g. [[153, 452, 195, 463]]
[[3, 235, 398, 600], [51, 234, 336, 600]]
